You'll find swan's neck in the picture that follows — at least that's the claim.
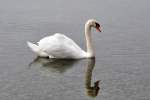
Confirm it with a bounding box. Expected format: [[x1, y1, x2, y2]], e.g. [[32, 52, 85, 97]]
[[85, 24, 95, 58]]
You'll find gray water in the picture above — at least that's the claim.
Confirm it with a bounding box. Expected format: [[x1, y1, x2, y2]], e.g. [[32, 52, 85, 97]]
[[0, 0, 150, 100]]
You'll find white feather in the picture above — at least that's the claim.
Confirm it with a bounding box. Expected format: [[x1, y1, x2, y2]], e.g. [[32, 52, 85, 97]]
[[37, 33, 86, 58], [27, 41, 48, 57]]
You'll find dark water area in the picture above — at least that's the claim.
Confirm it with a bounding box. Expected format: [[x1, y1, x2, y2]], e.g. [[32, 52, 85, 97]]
[[0, 0, 150, 100]]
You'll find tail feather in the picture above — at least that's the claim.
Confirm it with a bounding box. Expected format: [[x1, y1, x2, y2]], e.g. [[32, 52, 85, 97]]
[[27, 41, 40, 53], [27, 41, 48, 57]]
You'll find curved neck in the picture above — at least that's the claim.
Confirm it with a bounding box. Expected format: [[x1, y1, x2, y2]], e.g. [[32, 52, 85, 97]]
[[85, 24, 95, 58]]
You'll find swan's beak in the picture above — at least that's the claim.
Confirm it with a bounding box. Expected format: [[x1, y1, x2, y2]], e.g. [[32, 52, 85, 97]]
[[96, 27, 101, 32]]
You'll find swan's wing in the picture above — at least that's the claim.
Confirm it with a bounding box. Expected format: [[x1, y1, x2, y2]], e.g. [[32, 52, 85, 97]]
[[38, 33, 86, 58]]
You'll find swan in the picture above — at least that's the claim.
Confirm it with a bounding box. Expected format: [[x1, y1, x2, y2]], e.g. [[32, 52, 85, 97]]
[[27, 19, 101, 59]]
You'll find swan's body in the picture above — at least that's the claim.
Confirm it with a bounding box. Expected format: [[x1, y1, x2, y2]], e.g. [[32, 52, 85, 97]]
[[27, 33, 86, 58], [27, 19, 101, 59]]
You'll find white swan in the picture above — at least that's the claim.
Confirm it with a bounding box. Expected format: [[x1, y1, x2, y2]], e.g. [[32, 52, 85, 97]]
[[27, 19, 101, 59]]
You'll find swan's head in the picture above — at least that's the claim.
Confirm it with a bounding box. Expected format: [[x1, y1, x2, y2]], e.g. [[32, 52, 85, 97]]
[[86, 19, 101, 32]]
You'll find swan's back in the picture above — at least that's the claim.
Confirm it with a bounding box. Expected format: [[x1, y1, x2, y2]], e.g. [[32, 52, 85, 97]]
[[38, 33, 86, 59]]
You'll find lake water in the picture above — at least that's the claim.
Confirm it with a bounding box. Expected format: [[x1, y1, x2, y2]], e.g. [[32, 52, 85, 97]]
[[0, 0, 150, 100]]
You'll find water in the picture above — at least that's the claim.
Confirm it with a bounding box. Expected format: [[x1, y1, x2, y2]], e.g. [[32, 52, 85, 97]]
[[0, 0, 150, 100]]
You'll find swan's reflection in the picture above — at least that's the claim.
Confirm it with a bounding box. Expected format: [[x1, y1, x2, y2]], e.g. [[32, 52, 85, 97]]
[[85, 58, 100, 97], [29, 57, 100, 97], [29, 57, 79, 73]]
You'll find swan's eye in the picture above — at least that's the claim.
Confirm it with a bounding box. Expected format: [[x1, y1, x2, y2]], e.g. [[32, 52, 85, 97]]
[[95, 23, 100, 28]]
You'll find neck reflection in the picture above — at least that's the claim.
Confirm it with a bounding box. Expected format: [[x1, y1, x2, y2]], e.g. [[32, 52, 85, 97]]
[[85, 58, 100, 97]]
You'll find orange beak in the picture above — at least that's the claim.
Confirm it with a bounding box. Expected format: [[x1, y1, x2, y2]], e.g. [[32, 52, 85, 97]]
[[96, 26, 101, 32]]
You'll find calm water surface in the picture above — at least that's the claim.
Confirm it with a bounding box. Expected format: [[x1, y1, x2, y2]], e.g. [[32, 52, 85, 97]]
[[0, 0, 150, 100]]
